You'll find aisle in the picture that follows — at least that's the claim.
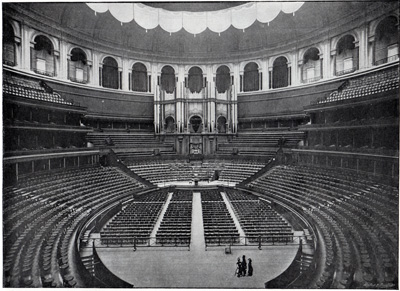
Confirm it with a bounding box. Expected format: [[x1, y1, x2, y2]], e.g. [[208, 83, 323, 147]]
[[150, 192, 173, 237], [191, 192, 206, 251]]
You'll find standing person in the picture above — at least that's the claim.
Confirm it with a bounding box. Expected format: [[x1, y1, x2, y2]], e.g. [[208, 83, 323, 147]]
[[241, 255, 247, 276], [236, 257, 242, 277], [248, 258, 253, 276]]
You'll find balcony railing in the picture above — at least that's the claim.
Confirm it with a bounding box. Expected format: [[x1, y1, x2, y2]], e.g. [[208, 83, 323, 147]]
[[3, 60, 15, 67], [69, 76, 88, 84], [33, 68, 55, 77], [335, 67, 357, 76], [375, 54, 399, 66], [303, 76, 322, 83]]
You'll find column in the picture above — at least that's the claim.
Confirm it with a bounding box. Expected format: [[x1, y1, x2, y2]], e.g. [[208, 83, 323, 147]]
[[290, 51, 299, 86], [240, 70, 244, 92], [358, 25, 368, 70], [368, 36, 375, 67], [321, 40, 330, 79], [59, 39, 68, 80], [298, 59, 304, 83], [118, 66, 123, 90], [268, 67, 273, 89], [261, 58, 268, 91], [21, 24, 32, 71], [91, 52, 99, 86], [330, 49, 337, 77], [121, 58, 129, 91]]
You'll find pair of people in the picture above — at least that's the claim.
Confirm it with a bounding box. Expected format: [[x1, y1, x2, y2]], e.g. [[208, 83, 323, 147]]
[[236, 255, 253, 277]]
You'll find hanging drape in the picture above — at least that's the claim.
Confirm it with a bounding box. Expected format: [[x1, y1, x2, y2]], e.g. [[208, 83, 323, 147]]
[[134, 3, 159, 30], [102, 65, 119, 89], [216, 70, 231, 93], [273, 57, 289, 89], [188, 67, 203, 93], [244, 63, 259, 92], [132, 64, 147, 92], [86, 2, 304, 34], [161, 67, 176, 94]]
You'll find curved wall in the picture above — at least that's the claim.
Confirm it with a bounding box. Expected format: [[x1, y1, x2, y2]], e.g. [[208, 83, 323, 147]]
[[3, 2, 399, 122]]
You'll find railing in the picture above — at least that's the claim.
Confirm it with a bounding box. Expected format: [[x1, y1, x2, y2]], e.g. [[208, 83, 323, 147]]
[[33, 68, 55, 77], [69, 76, 89, 84], [97, 236, 191, 250], [204, 235, 299, 249], [303, 76, 322, 83], [92, 234, 303, 251], [374, 54, 399, 66], [335, 67, 357, 76]]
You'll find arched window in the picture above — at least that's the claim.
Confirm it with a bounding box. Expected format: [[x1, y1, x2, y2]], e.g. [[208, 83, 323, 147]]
[[101, 57, 119, 89], [161, 66, 175, 94], [3, 20, 16, 66], [188, 66, 203, 93], [132, 63, 148, 92], [243, 62, 259, 92], [31, 35, 55, 77], [272, 57, 289, 89], [68, 48, 89, 84], [375, 16, 398, 65], [216, 65, 231, 93], [335, 35, 358, 76], [302, 48, 322, 83]]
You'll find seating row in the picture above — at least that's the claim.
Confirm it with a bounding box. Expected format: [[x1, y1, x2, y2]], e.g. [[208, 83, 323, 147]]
[[247, 165, 398, 288], [4, 165, 147, 287]]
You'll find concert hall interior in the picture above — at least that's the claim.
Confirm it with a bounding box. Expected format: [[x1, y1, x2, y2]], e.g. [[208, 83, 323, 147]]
[[2, 1, 399, 288]]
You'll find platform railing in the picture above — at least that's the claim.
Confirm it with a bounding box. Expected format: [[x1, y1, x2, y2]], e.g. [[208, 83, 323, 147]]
[[93, 234, 307, 251], [96, 236, 191, 250]]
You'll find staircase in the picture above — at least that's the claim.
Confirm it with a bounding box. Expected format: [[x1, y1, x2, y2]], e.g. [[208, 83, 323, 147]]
[[81, 255, 95, 276]]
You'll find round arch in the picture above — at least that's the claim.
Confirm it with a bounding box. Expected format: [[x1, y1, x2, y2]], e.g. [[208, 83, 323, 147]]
[[31, 35, 56, 76], [30, 32, 59, 52], [302, 47, 322, 83], [3, 20, 16, 66], [335, 34, 358, 75], [331, 31, 359, 53], [369, 14, 398, 38], [100, 55, 122, 68], [240, 60, 262, 72], [189, 115, 202, 133], [185, 64, 207, 74], [374, 16, 398, 65], [68, 47, 89, 83]]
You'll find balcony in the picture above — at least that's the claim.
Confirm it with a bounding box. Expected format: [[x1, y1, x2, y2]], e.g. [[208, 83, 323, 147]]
[[335, 67, 357, 76], [375, 54, 399, 66], [33, 68, 55, 77]]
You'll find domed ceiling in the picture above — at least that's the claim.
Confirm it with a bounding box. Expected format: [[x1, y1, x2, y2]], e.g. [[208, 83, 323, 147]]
[[6, 2, 370, 60]]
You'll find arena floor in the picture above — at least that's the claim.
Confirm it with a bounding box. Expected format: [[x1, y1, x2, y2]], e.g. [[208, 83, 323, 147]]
[[96, 244, 299, 288], [94, 190, 300, 288]]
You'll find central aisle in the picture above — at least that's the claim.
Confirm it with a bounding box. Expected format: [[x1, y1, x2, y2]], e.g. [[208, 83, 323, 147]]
[[191, 192, 206, 251]]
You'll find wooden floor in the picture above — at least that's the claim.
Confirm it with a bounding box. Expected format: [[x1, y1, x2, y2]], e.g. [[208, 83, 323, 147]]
[[96, 244, 299, 288]]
